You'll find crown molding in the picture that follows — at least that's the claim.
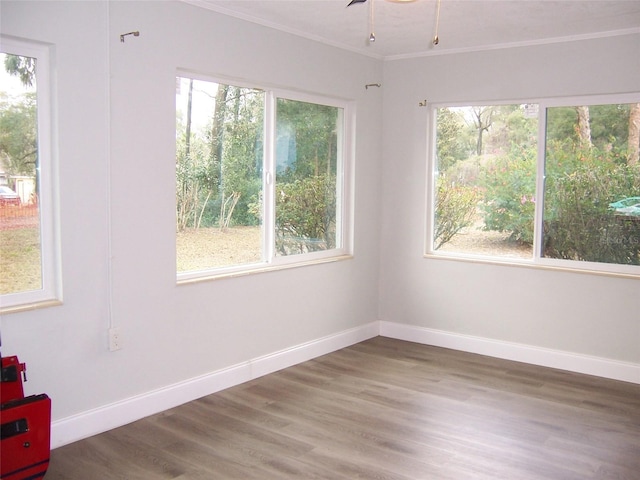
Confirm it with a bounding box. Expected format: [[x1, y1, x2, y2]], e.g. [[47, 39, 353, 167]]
[[385, 26, 640, 61], [181, 1, 640, 62], [180, 0, 384, 60]]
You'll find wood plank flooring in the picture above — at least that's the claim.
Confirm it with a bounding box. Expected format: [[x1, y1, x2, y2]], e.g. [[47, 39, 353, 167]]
[[44, 337, 640, 479]]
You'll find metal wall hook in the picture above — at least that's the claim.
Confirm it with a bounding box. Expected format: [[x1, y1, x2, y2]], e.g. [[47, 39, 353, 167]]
[[120, 31, 140, 43]]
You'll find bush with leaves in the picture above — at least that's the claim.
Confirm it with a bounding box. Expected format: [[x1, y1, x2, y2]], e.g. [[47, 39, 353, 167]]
[[0, 92, 37, 177], [543, 143, 640, 264], [176, 140, 215, 232], [480, 145, 537, 244], [436, 108, 471, 171], [433, 176, 481, 249], [275, 174, 336, 255]]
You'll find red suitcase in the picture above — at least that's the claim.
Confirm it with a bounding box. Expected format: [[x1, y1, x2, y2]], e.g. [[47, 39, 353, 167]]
[[0, 394, 51, 480]]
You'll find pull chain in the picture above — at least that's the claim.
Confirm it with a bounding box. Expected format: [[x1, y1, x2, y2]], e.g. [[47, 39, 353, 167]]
[[369, 0, 376, 42], [433, 0, 441, 45]]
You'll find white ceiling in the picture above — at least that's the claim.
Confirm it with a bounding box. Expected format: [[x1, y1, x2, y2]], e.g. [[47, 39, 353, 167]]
[[185, 0, 640, 60]]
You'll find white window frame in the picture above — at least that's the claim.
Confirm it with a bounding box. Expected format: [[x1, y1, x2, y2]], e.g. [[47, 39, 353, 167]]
[[177, 73, 354, 283], [1, 36, 61, 312], [425, 93, 640, 278]]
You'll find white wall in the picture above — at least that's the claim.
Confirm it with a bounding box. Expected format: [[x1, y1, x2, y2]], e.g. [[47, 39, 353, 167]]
[[2, 0, 638, 448], [1, 0, 383, 446], [379, 35, 640, 368]]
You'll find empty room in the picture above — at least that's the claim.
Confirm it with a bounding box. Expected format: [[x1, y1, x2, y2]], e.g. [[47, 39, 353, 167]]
[[1, 1, 638, 478]]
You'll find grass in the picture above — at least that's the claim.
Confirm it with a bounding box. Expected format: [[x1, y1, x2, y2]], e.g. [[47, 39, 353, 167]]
[[0, 225, 42, 294], [1, 223, 262, 295], [2, 221, 529, 295], [177, 226, 262, 272], [437, 217, 533, 259]]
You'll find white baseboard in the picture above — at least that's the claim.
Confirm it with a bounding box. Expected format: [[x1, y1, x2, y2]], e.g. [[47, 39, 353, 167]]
[[51, 321, 379, 449], [379, 321, 640, 385], [52, 320, 639, 449]]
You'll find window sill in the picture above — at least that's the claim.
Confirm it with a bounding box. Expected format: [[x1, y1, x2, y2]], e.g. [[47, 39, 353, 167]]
[[423, 252, 640, 280], [177, 253, 354, 285], [0, 298, 63, 316]]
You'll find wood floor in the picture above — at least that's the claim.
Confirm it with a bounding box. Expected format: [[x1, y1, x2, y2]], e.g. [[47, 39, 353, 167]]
[[45, 337, 640, 479]]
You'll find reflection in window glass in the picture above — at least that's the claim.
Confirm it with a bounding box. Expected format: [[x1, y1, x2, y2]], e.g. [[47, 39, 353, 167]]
[[275, 98, 341, 256], [0, 52, 42, 295]]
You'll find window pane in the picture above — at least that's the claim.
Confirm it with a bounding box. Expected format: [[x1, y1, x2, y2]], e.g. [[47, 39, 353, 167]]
[[0, 52, 42, 295], [275, 98, 340, 256], [433, 105, 537, 259], [176, 77, 264, 272], [543, 103, 640, 266]]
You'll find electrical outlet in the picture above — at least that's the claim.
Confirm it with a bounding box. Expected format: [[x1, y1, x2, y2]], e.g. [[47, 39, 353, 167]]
[[108, 327, 122, 352]]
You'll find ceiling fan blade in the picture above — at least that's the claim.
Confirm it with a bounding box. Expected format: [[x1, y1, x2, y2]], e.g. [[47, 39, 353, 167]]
[[347, 0, 368, 6]]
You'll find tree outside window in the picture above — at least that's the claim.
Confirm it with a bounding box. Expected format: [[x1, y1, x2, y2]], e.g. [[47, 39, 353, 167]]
[[1, 38, 58, 310], [1, 52, 42, 295], [176, 75, 350, 278], [430, 97, 640, 274]]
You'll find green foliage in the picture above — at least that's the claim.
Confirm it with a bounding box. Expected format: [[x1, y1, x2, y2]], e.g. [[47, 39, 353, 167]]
[[4, 54, 36, 88], [546, 104, 632, 156], [435, 104, 538, 247], [486, 105, 537, 155], [443, 155, 483, 186], [433, 176, 480, 250], [176, 137, 212, 231], [543, 144, 640, 264], [589, 104, 630, 151], [275, 174, 336, 254], [176, 81, 264, 231], [175, 79, 342, 253], [270, 100, 340, 254], [436, 108, 470, 171], [0, 92, 37, 177], [480, 144, 537, 243], [433, 102, 639, 265], [214, 90, 263, 227], [276, 99, 338, 179]]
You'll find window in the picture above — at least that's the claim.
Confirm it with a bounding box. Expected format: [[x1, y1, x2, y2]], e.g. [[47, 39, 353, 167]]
[[427, 95, 640, 276], [542, 102, 640, 268], [430, 104, 537, 260], [176, 74, 352, 280], [1, 37, 58, 311], [274, 98, 343, 256]]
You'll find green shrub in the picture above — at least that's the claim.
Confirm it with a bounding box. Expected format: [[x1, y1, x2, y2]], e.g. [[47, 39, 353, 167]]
[[433, 176, 480, 250], [275, 174, 336, 255], [480, 145, 536, 244], [543, 144, 640, 264]]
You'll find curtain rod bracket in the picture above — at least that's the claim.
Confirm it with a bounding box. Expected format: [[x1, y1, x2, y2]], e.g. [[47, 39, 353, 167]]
[[120, 31, 140, 43], [365, 83, 381, 90]]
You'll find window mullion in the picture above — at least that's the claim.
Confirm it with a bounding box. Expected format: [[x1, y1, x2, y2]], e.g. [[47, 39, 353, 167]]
[[335, 107, 347, 250], [425, 105, 437, 253], [263, 91, 276, 263], [533, 103, 547, 261]]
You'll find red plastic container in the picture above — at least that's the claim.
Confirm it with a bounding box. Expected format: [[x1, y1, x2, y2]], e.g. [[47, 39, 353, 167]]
[[1, 354, 51, 480], [1, 356, 26, 404]]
